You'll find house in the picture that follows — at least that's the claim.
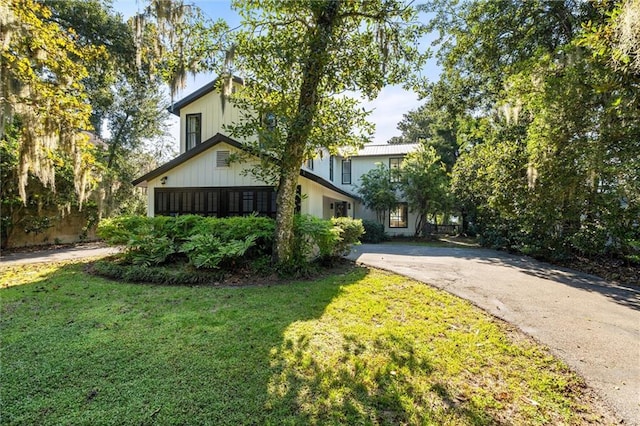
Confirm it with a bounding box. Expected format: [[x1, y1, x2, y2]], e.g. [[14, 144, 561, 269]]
[[132, 79, 419, 235]]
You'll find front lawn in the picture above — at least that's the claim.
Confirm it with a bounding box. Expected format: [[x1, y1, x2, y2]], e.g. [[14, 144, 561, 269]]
[[0, 261, 614, 425]]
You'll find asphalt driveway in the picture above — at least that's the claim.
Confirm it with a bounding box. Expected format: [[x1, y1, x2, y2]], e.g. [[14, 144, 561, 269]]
[[348, 243, 640, 425]]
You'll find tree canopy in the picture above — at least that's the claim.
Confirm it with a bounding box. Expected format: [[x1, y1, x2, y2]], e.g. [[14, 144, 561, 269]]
[[403, 0, 640, 260], [224, 0, 428, 263]]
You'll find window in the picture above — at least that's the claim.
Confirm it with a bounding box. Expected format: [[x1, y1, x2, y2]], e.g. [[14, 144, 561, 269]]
[[342, 159, 352, 184], [389, 203, 408, 228], [155, 187, 276, 218], [186, 113, 201, 150], [329, 155, 334, 181], [216, 150, 230, 167], [389, 157, 403, 182], [306, 158, 314, 170]]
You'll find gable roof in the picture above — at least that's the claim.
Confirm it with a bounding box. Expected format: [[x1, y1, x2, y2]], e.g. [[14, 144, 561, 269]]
[[168, 75, 244, 116], [132, 133, 243, 186], [132, 133, 358, 200]]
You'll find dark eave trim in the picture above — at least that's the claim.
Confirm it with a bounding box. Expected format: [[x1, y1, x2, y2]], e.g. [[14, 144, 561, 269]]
[[133, 133, 360, 201], [299, 169, 360, 201], [167, 75, 244, 116], [132, 133, 243, 186]]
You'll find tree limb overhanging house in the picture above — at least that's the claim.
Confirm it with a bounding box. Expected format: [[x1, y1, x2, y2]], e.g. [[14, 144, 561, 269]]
[[132, 78, 419, 235]]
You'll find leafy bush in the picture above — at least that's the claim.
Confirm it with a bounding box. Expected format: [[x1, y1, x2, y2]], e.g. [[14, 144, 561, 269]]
[[97, 215, 151, 245], [124, 235, 176, 266], [98, 215, 275, 269], [331, 217, 364, 255], [293, 214, 340, 260], [193, 215, 275, 255], [180, 234, 256, 269], [361, 219, 387, 243]]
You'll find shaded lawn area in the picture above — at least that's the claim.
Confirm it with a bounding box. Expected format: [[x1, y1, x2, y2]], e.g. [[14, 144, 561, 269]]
[[0, 261, 614, 425]]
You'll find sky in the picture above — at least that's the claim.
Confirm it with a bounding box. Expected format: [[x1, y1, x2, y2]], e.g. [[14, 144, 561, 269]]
[[111, 0, 440, 145]]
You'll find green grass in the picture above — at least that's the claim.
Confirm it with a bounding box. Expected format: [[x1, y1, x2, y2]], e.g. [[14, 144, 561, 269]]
[[0, 261, 610, 425]]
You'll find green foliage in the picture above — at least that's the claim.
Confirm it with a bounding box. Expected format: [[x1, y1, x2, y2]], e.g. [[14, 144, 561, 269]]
[[330, 217, 364, 256], [226, 0, 428, 263], [422, 0, 640, 261], [293, 215, 341, 261], [280, 215, 363, 276], [357, 163, 398, 224], [98, 215, 276, 271], [124, 235, 176, 266], [180, 234, 256, 269], [399, 145, 450, 236], [361, 219, 388, 244]]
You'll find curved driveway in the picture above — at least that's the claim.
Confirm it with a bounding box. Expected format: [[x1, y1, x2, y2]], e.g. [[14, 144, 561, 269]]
[[348, 243, 640, 425]]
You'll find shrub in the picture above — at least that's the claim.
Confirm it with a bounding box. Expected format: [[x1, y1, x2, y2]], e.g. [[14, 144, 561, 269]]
[[361, 219, 387, 243], [331, 217, 364, 255], [97, 215, 151, 245], [124, 235, 177, 266], [98, 215, 276, 268], [293, 214, 340, 260], [180, 234, 256, 269]]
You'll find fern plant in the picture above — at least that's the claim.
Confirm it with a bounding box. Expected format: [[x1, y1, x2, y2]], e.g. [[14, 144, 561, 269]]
[[180, 234, 257, 269]]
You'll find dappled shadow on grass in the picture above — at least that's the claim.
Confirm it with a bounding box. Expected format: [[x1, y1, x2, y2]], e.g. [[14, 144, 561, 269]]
[[0, 261, 505, 425], [265, 334, 496, 425], [0, 262, 370, 424], [2, 262, 612, 425], [264, 298, 497, 425]]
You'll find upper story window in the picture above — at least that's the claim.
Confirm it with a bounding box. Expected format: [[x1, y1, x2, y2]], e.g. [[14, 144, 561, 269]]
[[306, 158, 314, 170], [186, 113, 202, 151], [329, 155, 334, 181], [342, 159, 352, 184], [389, 157, 403, 182]]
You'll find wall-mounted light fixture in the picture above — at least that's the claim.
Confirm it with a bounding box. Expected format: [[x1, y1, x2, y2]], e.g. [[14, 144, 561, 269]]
[[330, 203, 334, 209], [160, 176, 168, 185]]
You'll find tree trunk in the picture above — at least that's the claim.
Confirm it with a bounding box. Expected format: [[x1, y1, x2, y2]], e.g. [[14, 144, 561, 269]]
[[272, 1, 342, 264]]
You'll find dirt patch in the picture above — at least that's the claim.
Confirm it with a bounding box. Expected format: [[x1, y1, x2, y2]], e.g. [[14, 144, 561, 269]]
[[559, 256, 639, 287]]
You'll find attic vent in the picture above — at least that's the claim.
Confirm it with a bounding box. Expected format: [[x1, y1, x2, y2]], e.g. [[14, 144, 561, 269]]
[[216, 150, 230, 167]]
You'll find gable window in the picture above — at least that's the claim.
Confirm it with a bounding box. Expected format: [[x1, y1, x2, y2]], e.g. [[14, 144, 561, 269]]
[[342, 159, 352, 184], [389, 157, 403, 182], [306, 158, 314, 170], [216, 150, 230, 167], [329, 155, 334, 181], [389, 203, 408, 228], [186, 113, 201, 150]]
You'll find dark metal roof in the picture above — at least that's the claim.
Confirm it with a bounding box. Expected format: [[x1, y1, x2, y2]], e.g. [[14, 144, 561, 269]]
[[167, 75, 245, 116], [132, 133, 359, 201]]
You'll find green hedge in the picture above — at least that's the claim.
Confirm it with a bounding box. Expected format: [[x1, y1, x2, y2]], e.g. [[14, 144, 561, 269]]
[[98, 215, 275, 269], [98, 214, 363, 275], [361, 219, 388, 243]]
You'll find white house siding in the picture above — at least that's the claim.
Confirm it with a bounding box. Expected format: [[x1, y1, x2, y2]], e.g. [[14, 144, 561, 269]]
[[144, 141, 357, 219], [299, 179, 356, 220], [337, 154, 420, 236], [178, 91, 245, 153], [145, 142, 268, 216]]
